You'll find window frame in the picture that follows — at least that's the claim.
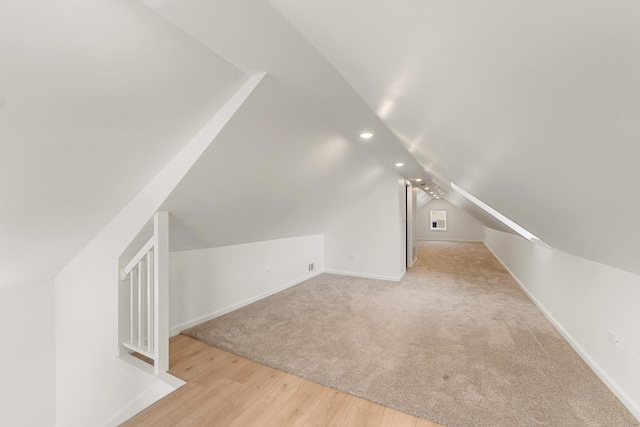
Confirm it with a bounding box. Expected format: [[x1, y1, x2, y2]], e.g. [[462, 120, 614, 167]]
[[430, 209, 447, 231]]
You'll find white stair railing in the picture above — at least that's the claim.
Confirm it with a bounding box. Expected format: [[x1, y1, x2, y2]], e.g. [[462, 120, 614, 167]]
[[120, 212, 169, 374]]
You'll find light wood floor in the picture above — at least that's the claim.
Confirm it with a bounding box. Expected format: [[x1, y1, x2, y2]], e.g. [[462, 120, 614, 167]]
[[121, 335, 444, 427]]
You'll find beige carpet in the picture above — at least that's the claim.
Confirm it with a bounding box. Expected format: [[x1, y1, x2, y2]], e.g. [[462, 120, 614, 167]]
[[182, 241, 638, 426]]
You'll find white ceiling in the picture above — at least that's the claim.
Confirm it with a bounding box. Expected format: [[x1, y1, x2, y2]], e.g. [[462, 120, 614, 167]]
[[1, 0, 245, 288], [161, 75, 397, 251], [141, 0, 434, 186], [267, 0, 640, 274], [7, 0, 640, 285]]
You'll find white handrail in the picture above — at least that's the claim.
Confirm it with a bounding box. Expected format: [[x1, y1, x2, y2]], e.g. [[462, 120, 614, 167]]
[[122, 236, 155, 278], [120, 211, 169, 374]]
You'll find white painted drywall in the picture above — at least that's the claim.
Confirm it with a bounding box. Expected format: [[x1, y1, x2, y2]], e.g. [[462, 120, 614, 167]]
[[406, 185, 418, 267], [411, 187, 417, 264], [484, 228, 640, 421], [157, 74, 409, 283], [53, 75, 264, 427], [0, 281, 56, 427], [324, 172, 406, 281], [417, 199, 484, 242], [160, 75, 408, 259], [269, 0, 640, 276], [0, 0, 246, 289], [142, 0, 431, 189], [169, 235, 323, 334]]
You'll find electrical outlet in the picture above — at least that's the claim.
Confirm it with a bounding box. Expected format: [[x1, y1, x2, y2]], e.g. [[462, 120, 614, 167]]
[[308, 263, 314, 271], [608, 330, 619, 346]]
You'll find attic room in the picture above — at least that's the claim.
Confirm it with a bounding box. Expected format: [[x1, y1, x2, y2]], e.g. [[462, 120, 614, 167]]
[[2, 0, 640, 426]]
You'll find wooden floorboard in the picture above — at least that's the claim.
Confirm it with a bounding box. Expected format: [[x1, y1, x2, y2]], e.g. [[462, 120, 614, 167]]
[[120, 335, 444, 427]]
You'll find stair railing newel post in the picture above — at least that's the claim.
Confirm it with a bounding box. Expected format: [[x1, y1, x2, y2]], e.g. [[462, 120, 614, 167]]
[[119, 211, 169, 374], [153, 211, 169, 374]]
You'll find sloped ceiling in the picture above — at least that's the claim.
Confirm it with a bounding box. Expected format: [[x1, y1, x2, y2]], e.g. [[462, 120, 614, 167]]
[[1, 0, 246, 288], [267, 0, 640, 275], [7, 0, 640, 285], [161, 75, 396, 251], [141, 0, 432, 185]]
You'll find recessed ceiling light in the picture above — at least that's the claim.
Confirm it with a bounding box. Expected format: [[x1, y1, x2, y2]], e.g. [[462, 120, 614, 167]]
[[424, 186, 430, 190], [395, 162, 404, 167], [430, 192, 434, 195], [415, 178, 422, 182], [359, 131, 374, 139]]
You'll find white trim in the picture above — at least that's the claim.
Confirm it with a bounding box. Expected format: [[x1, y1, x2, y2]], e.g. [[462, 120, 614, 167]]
[[483, 242, 640, 422], [407, 256, 416, 268], [323, 269, 405, 282], [451, 182, 549, 247], [153, 211, 170, 374], [122, 341, 154, 360], [104, 354, 186, 427], [429, 209, 447, 231], [169, 269, 323, 336], [417, 238, 483, 243], [122, 236, 155, 277]]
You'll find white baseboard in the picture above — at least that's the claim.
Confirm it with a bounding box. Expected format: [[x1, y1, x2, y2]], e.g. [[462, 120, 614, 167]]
[[323, 269, 405, 282], [104, 354, 186, 427], [169, 269, 324, 336], [417, 238, 482, 242], [483, 242, 640, 422]]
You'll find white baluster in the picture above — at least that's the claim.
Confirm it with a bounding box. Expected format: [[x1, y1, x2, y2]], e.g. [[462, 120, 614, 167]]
[[130, 268, 135, 345], [147, 251, 154, 353], [137, 261, 144, 349]]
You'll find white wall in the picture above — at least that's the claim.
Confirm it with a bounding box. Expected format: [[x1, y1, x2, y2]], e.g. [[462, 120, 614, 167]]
[[0, 281, 56, 427], [51, 68, 407, 425], [160, 75, 408, 256], [1, 0, 246, 290], [484, 228, 640, 420], [416, 199, 484, 242], [268, 0, 640, 278], [406, 185, 418, 267], [324, 172, 406, 281], [169, 235, 323, 334], [53, 75, 263, 427]]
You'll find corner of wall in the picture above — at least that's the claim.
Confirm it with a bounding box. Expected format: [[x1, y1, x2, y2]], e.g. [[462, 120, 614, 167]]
[[53, 74, 266, 427], [168, 235, 325, 335], [324, 170, 405, 279], [483, 228, 640, 422]]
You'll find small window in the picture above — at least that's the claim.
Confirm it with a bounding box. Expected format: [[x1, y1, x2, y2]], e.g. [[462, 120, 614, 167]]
[[430, 210, 447, 230]]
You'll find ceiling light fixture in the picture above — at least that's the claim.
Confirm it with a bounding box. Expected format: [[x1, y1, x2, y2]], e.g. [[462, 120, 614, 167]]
[[415, 178, 422, 182], [424, 186, 430, 190], [395, 162, 404, 167], [359, 131, 374, 139]]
